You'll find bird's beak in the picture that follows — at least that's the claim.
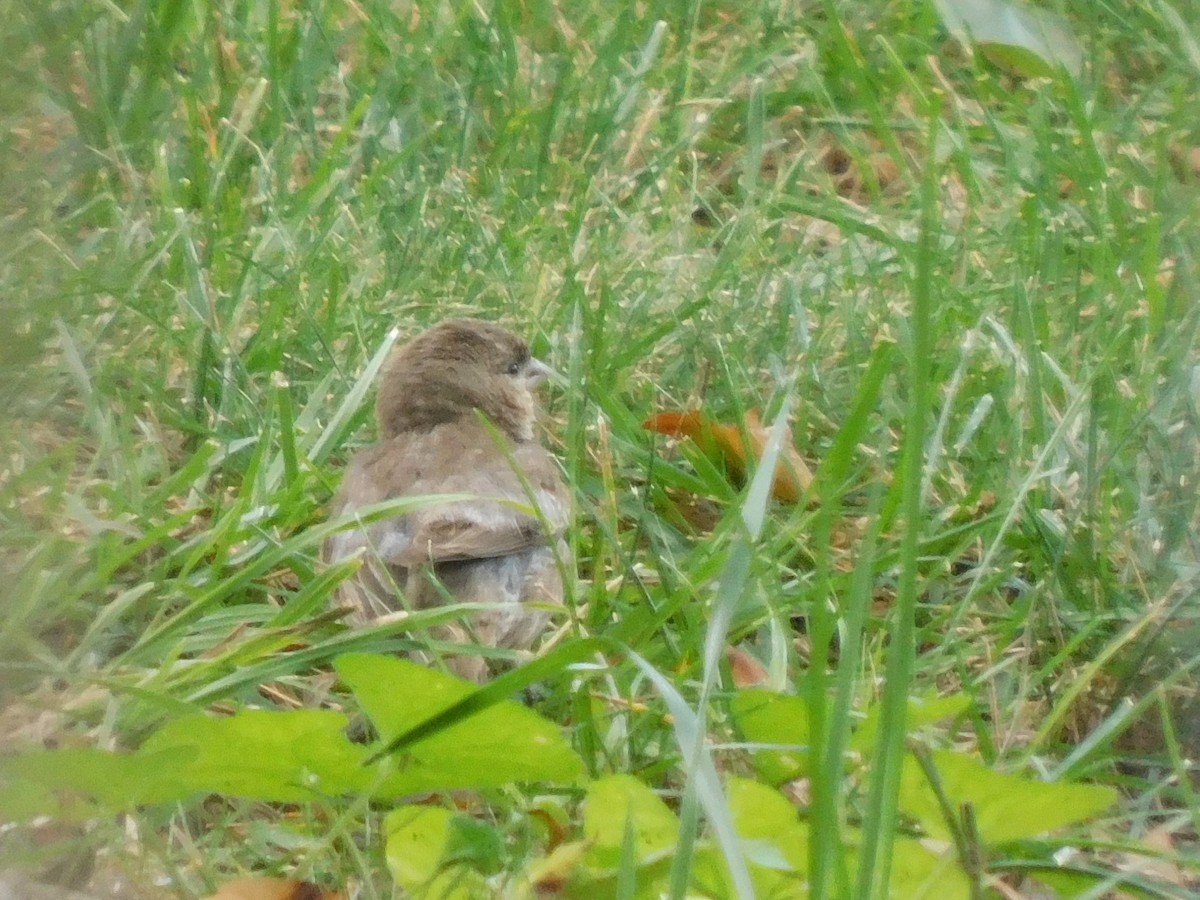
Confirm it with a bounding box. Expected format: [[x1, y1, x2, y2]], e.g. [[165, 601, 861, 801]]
[[524, 357, 558, 386]]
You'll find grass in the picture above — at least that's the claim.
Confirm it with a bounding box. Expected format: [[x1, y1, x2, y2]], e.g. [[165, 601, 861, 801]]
[[2, 0, 1198, 896]]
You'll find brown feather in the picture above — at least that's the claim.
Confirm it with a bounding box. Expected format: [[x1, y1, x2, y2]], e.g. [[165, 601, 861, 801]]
[[322, 319, 570, 681]]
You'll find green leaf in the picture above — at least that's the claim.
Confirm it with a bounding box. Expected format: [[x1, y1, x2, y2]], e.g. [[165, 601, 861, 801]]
[[0, 745, 196, 818], [899, 750, 1117, 843], [0, 776, 60, 822], [386, 806, 455, 887], [336, 653, 584, 796], [362, 637, 613, 758], [725, 778, 972, 900], [583, 774, 679, 871], [732, 690, 971, 786], [141, 708, 370, 801], [730, 689, 812, 784], [385, 806, 490, 898], [933, 0, 1083, 78], [727, 778, 809, 897], [444, 814, 506, 872], [887, 836, 972, 900], [851, 692, 972, 755]]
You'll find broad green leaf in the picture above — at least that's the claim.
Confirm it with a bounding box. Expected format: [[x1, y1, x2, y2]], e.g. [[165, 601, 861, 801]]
[[384, 806, 490, 897], [724, 778, 971, 900], [728, 778, 808, 872], [336, 653, 584, 796], [933, 0, 1083, 78], [445, 814, 505, 871], [386, 806, 452, 887], [0, 745, 196, 818], [0, 776, 60, 822], [728, 778, 809, 898], [686, 843, 795, 900], [520, 778, 697, 899], [142, 708, 370, 800], [851, 692, 971, 755], [899, 750, 1117, 843], [729, 689, 812, 784], [583, 774, 679, 871], [733, 691, 971, 786], [627, 649, 754, 899], [362, 637, 613, 757], [888, 835, 971, 900]]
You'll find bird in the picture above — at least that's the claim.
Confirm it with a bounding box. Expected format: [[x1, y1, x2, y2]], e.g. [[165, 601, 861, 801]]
[[322, 318, 571, 682]]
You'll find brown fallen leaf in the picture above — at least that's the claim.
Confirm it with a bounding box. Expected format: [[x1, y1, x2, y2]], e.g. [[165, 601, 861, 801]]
[[643, 409, 814, 503], [208, 876, 344, 900], [725, 646, 770, 688]]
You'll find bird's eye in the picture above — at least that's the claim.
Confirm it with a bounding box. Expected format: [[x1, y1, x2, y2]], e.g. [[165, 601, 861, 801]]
[[506, 360, 523, 376]]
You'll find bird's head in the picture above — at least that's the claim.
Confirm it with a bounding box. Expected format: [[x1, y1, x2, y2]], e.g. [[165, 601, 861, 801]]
[[375, 318, 552, 441]]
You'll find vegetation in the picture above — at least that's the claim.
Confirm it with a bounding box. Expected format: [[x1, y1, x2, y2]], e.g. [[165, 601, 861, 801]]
[[1, 0, 1197, 896]]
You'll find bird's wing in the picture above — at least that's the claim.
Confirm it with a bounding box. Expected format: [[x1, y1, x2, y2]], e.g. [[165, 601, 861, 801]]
[[403, 502, 544, 564], [325, 425, 568, 571], [399, 440, 569, 565], [321, 444, 399, 567]]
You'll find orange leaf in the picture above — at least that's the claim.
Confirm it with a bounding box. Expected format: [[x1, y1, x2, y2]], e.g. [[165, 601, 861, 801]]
[[643, 409, 813, 504]]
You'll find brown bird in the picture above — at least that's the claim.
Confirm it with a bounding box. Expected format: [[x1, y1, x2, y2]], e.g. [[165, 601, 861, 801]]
[[322, 318, 571, 682]]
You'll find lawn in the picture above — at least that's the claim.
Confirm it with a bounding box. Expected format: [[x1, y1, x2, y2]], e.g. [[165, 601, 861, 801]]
[[1, 0, 1198, 897]]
